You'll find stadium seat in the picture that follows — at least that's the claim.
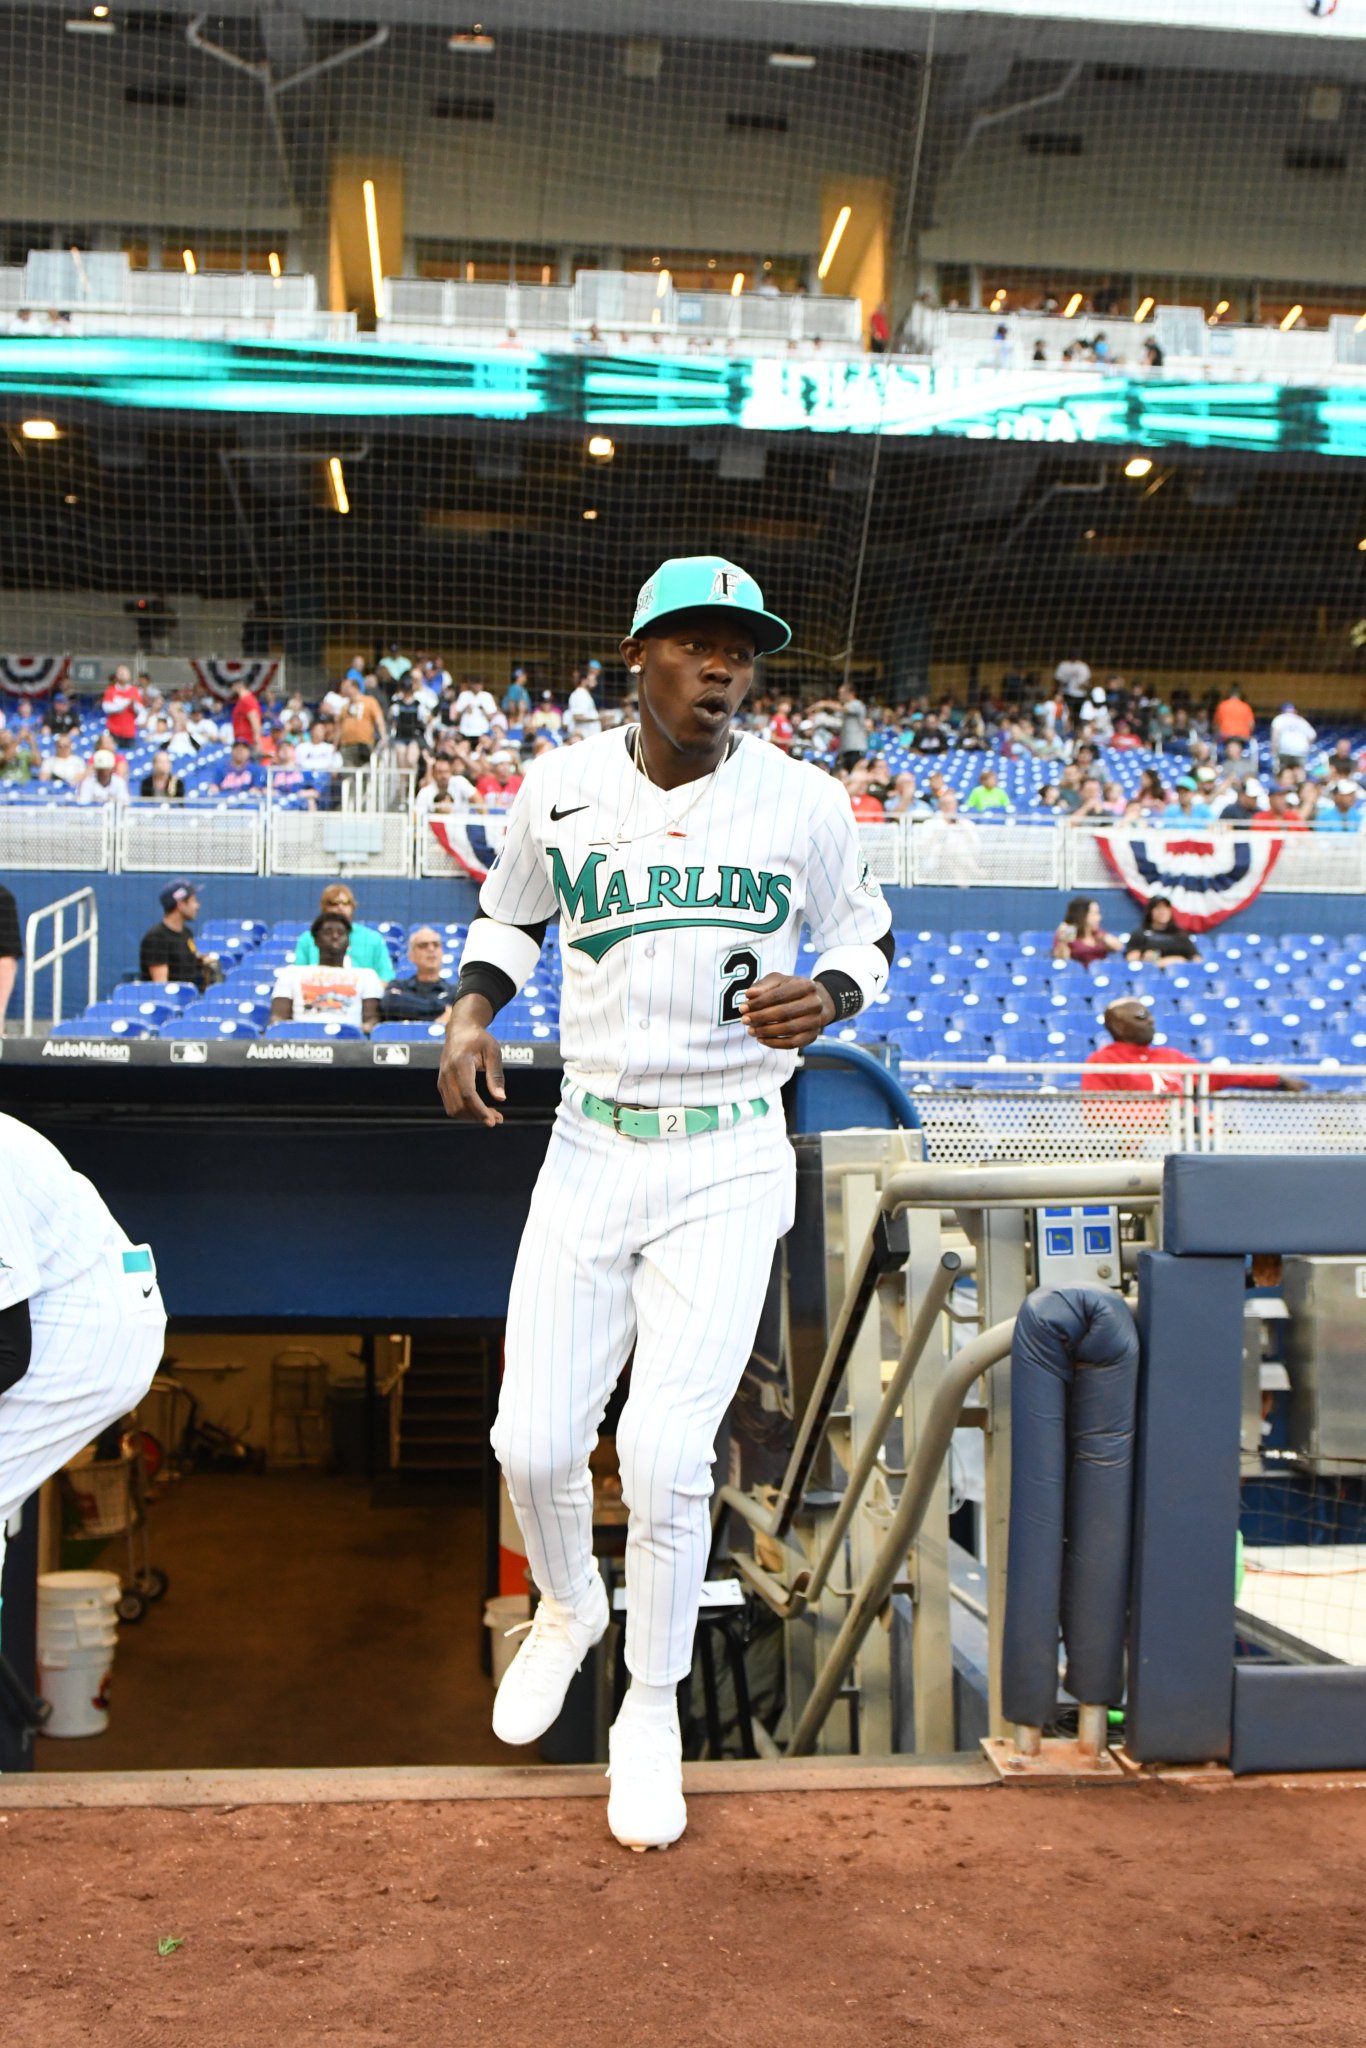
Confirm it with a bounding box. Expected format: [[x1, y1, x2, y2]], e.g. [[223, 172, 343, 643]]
[[49, 1017, 153, 1039], [185, 996, 271, 1027], [160, 1017, 261, 1040], [371, 1021, 446, 1043], [264, 1020, 365, 1042], [106, 996, 179, 1028]]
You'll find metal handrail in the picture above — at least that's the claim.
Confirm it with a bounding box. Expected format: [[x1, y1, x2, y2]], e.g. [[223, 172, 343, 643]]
[[22, 887, 98, 1034], [787, 1317, 1018, 1756]]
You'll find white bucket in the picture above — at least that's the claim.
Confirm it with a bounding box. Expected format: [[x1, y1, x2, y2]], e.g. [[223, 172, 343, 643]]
[[484, 1595, 531, 1687], [38, 1570, 121, 1613], [39, 1647, 113, 1738]]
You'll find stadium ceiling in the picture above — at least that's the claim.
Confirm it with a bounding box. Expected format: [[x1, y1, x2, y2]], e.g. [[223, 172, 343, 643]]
[[23, 0, 1366, 84]]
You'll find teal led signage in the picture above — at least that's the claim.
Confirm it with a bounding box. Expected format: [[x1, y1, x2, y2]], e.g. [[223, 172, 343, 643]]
[[2, 337, 1365, 457]]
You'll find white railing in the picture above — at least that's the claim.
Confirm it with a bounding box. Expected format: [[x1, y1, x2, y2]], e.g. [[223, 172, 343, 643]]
[[266, 807, 414, 877], [2, 255, 356, 343], [919, 305, 1354, 383], [0, 804, 113, 870], [118, 804, 265, 876], [851, 1058, 1366, 1163], [23, 886, 98, 1034]]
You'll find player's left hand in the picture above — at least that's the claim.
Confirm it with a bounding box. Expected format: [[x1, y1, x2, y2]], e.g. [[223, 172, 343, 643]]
[[739, 973, 836, 1050]]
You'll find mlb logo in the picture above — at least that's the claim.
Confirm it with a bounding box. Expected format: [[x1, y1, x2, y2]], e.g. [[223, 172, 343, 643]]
[[373, 1043, 410, 1066], [169, 1041, 208, 1064]]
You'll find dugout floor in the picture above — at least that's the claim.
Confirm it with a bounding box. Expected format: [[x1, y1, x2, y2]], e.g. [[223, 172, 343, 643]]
[[37, 1470, 520, 1773], [5, 1780, 1365, 2046]]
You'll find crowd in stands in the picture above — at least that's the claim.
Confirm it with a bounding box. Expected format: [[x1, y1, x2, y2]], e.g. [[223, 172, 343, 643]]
[[2, 646, 1362, 843]]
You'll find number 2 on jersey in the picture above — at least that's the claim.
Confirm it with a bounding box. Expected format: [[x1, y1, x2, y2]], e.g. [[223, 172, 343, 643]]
[[718, 946, 760, 1024]]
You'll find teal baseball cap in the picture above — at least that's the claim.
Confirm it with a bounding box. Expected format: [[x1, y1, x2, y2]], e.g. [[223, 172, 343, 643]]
[[629, 555, 791, 655]]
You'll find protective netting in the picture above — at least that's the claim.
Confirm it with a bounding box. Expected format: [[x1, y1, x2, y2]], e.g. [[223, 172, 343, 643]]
[[0, 5, 1362, 712]]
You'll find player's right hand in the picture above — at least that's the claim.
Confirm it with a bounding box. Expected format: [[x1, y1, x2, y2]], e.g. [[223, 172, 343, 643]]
[[438, 999, 506, 1126]]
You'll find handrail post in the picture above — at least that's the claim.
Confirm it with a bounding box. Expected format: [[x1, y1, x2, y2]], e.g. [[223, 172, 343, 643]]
[[23, 886, 99, 1034]]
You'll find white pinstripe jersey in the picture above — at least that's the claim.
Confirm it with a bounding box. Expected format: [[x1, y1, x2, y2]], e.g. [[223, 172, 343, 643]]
[[0, 1114, 132, 1308], [479, 728, 892, 1108]]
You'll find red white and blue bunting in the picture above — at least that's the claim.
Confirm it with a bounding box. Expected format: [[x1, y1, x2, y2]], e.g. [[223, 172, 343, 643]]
[[189, 659, 280, 702], [0, 654, 68, 698], [1099, 831, 1285, 931], [428, 815, 507, 883]]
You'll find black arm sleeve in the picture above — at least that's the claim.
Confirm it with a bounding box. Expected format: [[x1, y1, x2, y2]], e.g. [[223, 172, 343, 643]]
[[452, 919, 549, 1021], [0, 884, 21, 961], [0, 1298, 32, 1396]]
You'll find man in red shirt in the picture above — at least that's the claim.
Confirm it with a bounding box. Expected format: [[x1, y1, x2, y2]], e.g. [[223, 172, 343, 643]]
[[474, 751, 524, 808], [231, 679, 263, 749], [101, 664, 141, 744], [1082, 998, 1304, 1094]]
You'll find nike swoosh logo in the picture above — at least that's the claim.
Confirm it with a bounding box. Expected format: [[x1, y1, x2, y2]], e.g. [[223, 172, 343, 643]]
[[141, 1284, 155, 1299], [550, 803, 589, 822]]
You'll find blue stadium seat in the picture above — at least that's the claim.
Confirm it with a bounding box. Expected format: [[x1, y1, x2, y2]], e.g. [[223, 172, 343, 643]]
[[265, 1020, 364, 1042], [185, 996, 271, 1028], [221, 973, 278, 1001], [160, 1017, 260, 1040], [199, 919, 266, 947], [269, 921, 309, 940], [106, 995, 179, 1028], [371, 1022, 446, 1043], [49, 1017, 153, 1040]]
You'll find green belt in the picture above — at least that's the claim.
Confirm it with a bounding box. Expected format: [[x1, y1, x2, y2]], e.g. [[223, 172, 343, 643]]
[[121, 1247, 154, 1275], [574, 1086, 770, 1141]]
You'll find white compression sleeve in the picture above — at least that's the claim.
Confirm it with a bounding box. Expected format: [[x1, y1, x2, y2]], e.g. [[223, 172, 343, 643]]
[[811, 940, 891, 1014], [460, 916, 545, 998]]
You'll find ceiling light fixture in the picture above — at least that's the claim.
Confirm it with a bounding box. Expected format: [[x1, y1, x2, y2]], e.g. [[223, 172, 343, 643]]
[[328, 456, 350, 515], [449, 26, 495, 50], [730, 272, 745, 297], [587, 435, 615, 461], [1062, 291, 1084, 319], [1124, 456, 1154, 479], [1134, 296, 1155, 323], [268, 251, 282, 279], [182, 248, 197, 275], [362, 179, 385, 314], [768, 50, 816, 70], [1280, 304, 1304, 331], [817, 206, 851, 281], [22, 420, 61, 440], [583, 507, 599, 521]]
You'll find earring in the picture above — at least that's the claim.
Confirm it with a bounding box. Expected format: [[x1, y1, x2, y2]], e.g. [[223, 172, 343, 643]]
[[630, 665, 642, 674]]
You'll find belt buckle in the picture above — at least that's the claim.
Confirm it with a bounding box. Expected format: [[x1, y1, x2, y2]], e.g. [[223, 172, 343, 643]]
[[611, 1101, 640, 1136]]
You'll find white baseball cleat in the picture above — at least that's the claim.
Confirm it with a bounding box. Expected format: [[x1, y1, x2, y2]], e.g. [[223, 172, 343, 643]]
[[606, 1709, 687, 1852], [491, 1574, 609, 1746]]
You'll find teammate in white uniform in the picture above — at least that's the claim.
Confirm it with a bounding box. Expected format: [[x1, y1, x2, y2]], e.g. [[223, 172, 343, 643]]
[[439, 557, 892, 1850], [0, 1116, 166, 1624]]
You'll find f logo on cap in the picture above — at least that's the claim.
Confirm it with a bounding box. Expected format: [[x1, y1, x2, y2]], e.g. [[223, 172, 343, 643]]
[[710, 569, 741, 603]]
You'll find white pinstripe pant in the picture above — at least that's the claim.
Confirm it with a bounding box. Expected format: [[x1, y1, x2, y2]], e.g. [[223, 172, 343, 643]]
[[494, 1101, 795, 1685], [0, 1250, 166, 1617]]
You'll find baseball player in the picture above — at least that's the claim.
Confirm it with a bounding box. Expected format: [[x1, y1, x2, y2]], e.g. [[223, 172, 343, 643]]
[[0, 1115, 166, 1628], [439, 556, 892, 1850]]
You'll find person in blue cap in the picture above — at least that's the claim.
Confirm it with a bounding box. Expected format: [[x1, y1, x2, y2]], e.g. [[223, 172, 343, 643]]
[[437, 556, 894, 1852]]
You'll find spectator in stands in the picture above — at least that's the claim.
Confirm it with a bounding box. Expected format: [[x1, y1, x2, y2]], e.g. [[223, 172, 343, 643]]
[[917, 790, 982, 884], [1054, 652, 1091, 708], [297, 721, 342, 776], [502, 667, 533, 730], [268, 740, 318, 810], [1032, 782, 1061, 815], [913, 713, 949, 756], [1270, 702, 1316, 770], [39, 731, 85, 790], [1218, 775, 1269, 824], [0, 880, 20, 1024], [46, 690, 80, 739], [869, 304, 891, 354], [528, 692, 563, 738], [1253, 788, 1310, 832], [843, 767, 886, 823], [415, 755, 479, 814], [336, 675, 387, 768], [1313, 783, 1364, 833], [212, 741, 263, 796], [957, 709, 987, 752], [1110, 717, 1142, 750], [271, 913, 384, 1036], [765, 698, 795, 753], [0, 733, 34, 785], [380, 929, 460, 1024], [1081, 686, 1113, 743], [293, 884, 391, 979], [1212, 684, 1255, 745], [1140, 338, 1165, 368], [963, 766, 1012, 816], [475, 751, 525, 808], [139, 751, 185, 803], [139, 881, 216, 989], [101, 664, 141, 746], [453, 676, 498, 743], [76, 750, 128, 806], [1160, 777, 1215, 826], [1125, 896, 1200, 967], [378, 643, 411, 690], [1133, 768, 1168, 816], [1053, 896, 1124, 967], [388, 676, 427, 772], [884, 771, 927, 819], [1083, 998, 1304, 1094], [565, 668, 602, 741], [1066, 774, 1111, 825], [1053, 764, 1085, 815], [230, 678, 263, 750]]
